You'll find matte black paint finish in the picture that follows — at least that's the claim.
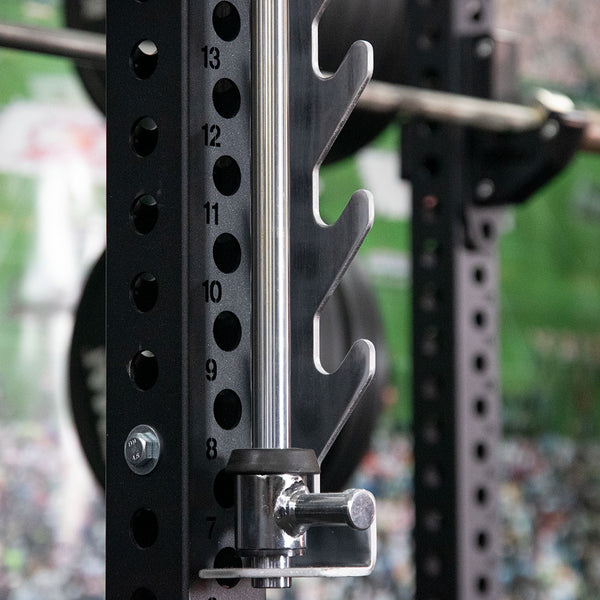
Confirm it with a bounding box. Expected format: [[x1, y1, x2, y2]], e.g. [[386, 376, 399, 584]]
[[105, 1, 189, 597]]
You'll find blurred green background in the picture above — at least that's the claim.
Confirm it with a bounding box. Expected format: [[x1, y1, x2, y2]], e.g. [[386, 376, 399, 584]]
[[321, 132, 600, 437]]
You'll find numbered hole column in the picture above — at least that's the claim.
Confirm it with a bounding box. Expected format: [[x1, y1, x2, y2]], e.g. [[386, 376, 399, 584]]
[[197, 2, 249, 578]]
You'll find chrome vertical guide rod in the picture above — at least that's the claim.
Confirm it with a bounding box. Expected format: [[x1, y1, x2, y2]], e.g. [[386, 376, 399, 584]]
[[251, 0, 292, 587], [252, 0, 291, 451]]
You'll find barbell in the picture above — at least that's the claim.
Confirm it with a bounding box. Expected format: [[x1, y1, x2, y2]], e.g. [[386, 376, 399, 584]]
[[0, 19, 598, 153]]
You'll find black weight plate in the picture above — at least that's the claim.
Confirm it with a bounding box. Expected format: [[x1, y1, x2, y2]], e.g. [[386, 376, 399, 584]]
[[65, 0, 106, 114], [69, 252, 387, 491], [69, 251, 106, 488], [319, 0, 407, 163], [64, 0, 406, 161]]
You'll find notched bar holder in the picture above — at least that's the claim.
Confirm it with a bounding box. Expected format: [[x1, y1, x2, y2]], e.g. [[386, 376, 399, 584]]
[[202, 0, 378, 583]]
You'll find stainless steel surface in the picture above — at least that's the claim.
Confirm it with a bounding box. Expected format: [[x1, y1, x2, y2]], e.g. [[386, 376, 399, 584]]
[[0, 21, 105, 65], [289, 0, 376, 463], [235, 474, 306, 556], [233, 469, 375, 585], [123, 424, 160, 476], [252, 0, 291, 451], [251, 555, 291, 588], [199, 517, 377, 580], [250, 0, 292, 587], [277, 487, 376, 536]]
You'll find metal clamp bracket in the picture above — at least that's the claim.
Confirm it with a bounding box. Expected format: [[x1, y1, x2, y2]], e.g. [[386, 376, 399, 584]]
[[199, 520, 376, 580]]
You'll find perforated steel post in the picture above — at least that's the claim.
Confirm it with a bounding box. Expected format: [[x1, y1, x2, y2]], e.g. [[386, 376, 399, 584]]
[[402, 1, 502, 599], [106, 1, 264, 598]]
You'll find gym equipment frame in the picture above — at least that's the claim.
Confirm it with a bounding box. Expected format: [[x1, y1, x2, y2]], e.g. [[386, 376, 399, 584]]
[[0, 0, 598, 598]]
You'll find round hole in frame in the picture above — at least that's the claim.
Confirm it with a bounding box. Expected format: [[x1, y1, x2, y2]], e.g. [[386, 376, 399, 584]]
[[213, 1, 241, 42], [131, 273, 158, 313], [423, 554, 442, 578], [422, 194, 441, 220], [213, 389, 242, 430], [474, 397, 487, 417], [213, 156, 241, 196], [423, 509, 443, 533], [131, 194, 158, 234], [475, 486, 488, 505], [131, 116, 158, 157], [419, 285, 440, 312], [474, 354, 488, 372], [213, 233, 242, 274], [420, 238, 441, 269], [213, 311, 242, 352], [129, 350, 158, 391], [423, 464, 442, 489], [474, 441, 488, 461], [473, 265, 487, 284], [417, 27, 441, 51], [473, 310, 487, 328], [131, 40, 158, 79], [130, 508, 159, 549], [420, 377, 441, 401], [477, 575, 489, 594], [476, 530, 489, 550], [131, 589, 156, 600], [214, 469, 236, 509], [213, 78, 241, 119], [421, 327, 440, 357], [214, 547, 243, 588], [423, 417, 442, 445]]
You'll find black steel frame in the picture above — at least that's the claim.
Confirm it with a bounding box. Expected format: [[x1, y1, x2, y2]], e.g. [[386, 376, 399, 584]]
[[403, 2, 504, 599], [105, 1, 191, 596], [106, 1, 261, 598], [403, 2, 583, 599]]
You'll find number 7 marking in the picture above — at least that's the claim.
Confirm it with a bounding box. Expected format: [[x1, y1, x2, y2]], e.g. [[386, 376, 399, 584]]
[[206, 516, 216, 539]]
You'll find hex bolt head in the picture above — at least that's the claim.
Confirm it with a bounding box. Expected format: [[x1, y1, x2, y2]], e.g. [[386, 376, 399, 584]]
[[476, 178, 496, 201], [124, 425, 161, 475], [474, 38, 494, 60], [540, 118, 560, 141]]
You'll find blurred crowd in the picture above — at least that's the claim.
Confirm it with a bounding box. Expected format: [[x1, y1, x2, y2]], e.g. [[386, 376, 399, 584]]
[[0, 422, 104, 600], [498, 0, 600, 97], [285, 430, 600, 600]]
